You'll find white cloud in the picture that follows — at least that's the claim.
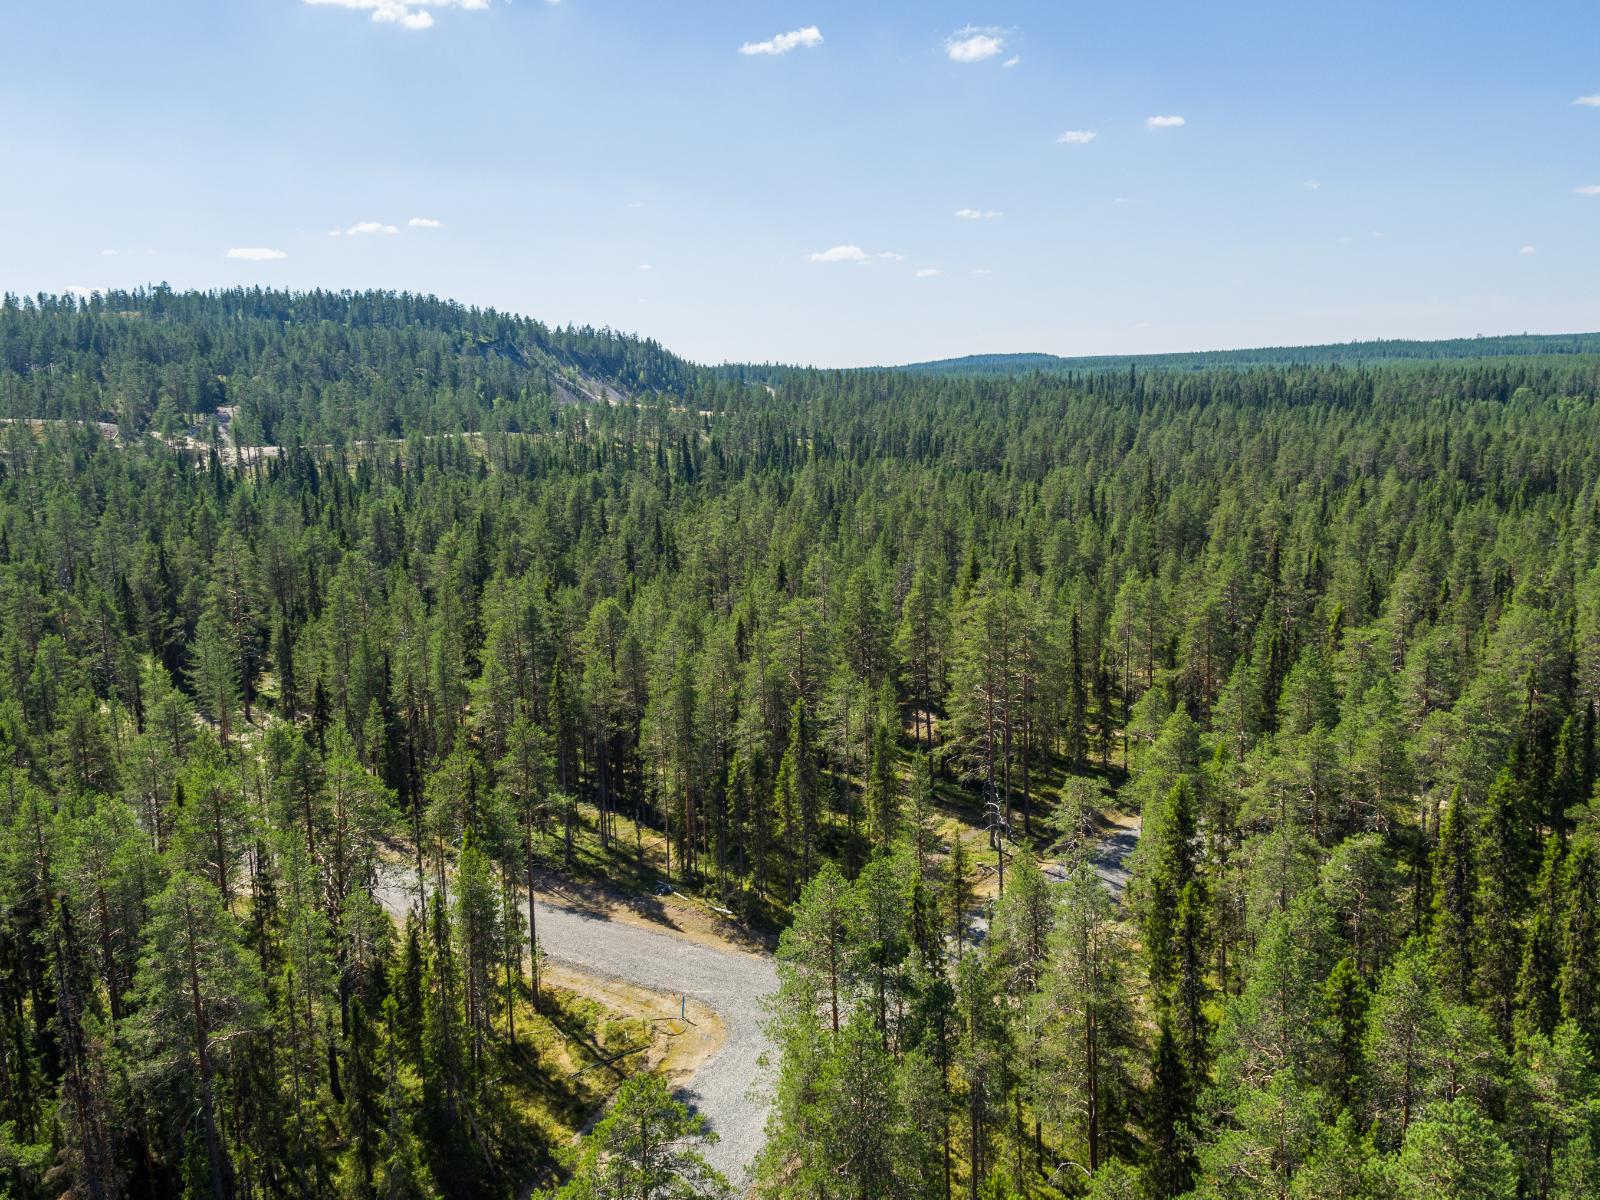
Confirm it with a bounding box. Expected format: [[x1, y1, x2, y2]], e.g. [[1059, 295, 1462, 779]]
[[739, 26, 822, 56], [1146, 114, 1186, 129], [344, 220, 400, 235], [1057, 129, 1097, 145], [227, 247, 287, 261], [954, 208, 1002, 220], [1520, 245, 1536, 254], [638, 264, 653, 271], [1003, 56, 1020, 69], [877, 251, 904, 261], [1305, 180, 1322, 190], [100, 249, 118, 256], [1574, 95, 1600, 107], [1576, 185, 1600, 195], [408, 216, 443, 228], [946, 27, 1004, 63], [809, 245, 868, 263], [915, 268, 943, 278], [303, 0, 490, 32], [972, 268, 993, 275]]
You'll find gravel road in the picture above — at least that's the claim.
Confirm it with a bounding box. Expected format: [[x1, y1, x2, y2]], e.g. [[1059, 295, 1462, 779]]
[[972, 811, 1144, 943], [1087, 812, 1142, 895], [374, 870, 777, 1190], [372, 809, 1138, 1190]]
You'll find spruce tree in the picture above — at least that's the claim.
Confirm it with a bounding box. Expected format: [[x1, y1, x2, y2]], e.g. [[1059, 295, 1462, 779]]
[[1558, 836, 1600, 1044], [1431, 788, 1476, 1005]]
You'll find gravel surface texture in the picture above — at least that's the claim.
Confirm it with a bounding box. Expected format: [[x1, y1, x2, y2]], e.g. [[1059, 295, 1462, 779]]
[[375, 871, 777, 1190]]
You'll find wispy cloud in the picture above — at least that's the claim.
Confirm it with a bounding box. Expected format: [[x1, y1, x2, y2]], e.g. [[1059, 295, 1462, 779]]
[[99, 249, 118, 256], [336, 220, 400, 236], [1003, 56, 1020, 69], [1057, 129, 1097, 145], [972, 268, 993, 275], [954, 208, 1002, 220], [946, 27, 1005, 63], [1304, 180, 1322, 190], [303, 0, 491, 32], [1576, 185, 1600, 196], [408, 216, 443, 228], [877, 251, 904, 261], [809, 245, 868, 263], [1574, 95, 1600, 107], [739, 26, 822, 56], [1520, 245, 1537, 254], [1146, 114, 1186, 129], [227, 247, 287, 261], [638, 263, 653, 271], [914, 268, 943, 278]]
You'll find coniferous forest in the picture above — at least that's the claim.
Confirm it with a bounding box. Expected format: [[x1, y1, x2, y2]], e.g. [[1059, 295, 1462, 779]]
[[4, 286, 1600, 1200]]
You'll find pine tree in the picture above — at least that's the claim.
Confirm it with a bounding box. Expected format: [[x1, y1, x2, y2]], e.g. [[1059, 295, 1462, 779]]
[[1043, 866, 1136, 1173], [779, 862, 857, 1035], [453, 830, 500, 1077], [955, 953, 1007, 1200], [866, 686, 902, 858], [557, 1072, 731, 1200], [125, 870, 265, 1200], [1364, 940, 1443, 1145], [905, 751, 939, 880], [498, 713, 554, 1010], [776, 698, 820, 895], [947, 832, 975, 962], [1065, 610, 1089, 769], [855, 856, 909, 1044], [189, 604, 242, 748], [1390, 1099, 1516, 1200], [47, 898, 121, 1200]]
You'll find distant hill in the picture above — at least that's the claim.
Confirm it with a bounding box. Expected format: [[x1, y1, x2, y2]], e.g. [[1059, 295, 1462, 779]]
[[886, 332, 1600, 376], [2, 285, 696, 441]]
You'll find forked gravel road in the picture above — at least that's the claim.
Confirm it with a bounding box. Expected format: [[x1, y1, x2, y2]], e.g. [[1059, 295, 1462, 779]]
[[374, 810, 1141, 1190]]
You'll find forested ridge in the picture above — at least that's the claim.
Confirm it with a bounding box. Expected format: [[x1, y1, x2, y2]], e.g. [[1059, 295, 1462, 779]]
[[0, 287, 693, 444], [3, 288, 1600, 1199], [883, 331, 1600, 376]]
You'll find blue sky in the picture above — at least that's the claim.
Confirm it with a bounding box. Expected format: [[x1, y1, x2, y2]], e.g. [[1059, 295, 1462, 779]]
[[2, 0, 1597, 366]]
